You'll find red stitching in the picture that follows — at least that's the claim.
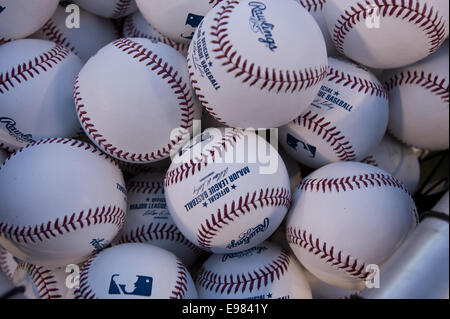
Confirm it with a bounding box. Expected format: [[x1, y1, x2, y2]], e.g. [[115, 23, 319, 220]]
[[209, 0, 328, 92], [209, 0, 225, 7], [40, 19, 79, 56], [119, 222, 203, 255], [196, 250, 290, 294], [164, 128, 245, 186], [286, 227, 370, 280], [112, 0, 133, 19], [292, 110, 357, 161], [74, 253, 98, 299], [123, 15, 189, 54], [361, 155, 379, 166], [332, 0, 448, 56], [0, 44, 70, 94], [16, 263, 63, 299], [0, 247, 15, 281], [0, 205, 125, 244], [170, 260, 190, 299], [0, 137, 117, 170], [74, 38, 194, 163], [327, 66, 387, 99], [299, 172, 410, 195], [197, 187, 291, 251], [298, 0, 327, 12], [384, 70, 449, 104], [126, 181, 164, 194]]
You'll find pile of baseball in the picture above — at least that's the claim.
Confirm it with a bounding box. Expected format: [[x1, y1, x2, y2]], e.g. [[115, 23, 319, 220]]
[[0, 0, 448, 299]]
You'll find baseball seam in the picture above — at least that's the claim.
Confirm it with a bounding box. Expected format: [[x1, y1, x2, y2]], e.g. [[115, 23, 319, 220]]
[[170, 260, 190, 299], [164, 128, 245, 186], [298, 0, 327, 12], [209, 0, 225, 7], [292, 110, 357, 161], [196, 250, 290, 294], [361, 155, 379, 166], [75, 254, 98, 299], [0, 205, 125, 244], [332, 0, 448, 56], [123, 15, 189, 54], [119, 222, 203, 256], [327, 66, 388, 99], [112, 0, 133, 19], [197, 187, 291, 251], [0, 248, 15, 281], [286, 227, 370, 280], [126, 181, 164, 194], [40, 19, 79, 56], [18, 263, 63, 299], [0, 44, 70, 94], [384, 70, 450, 104], [74, 38, 195, 163]]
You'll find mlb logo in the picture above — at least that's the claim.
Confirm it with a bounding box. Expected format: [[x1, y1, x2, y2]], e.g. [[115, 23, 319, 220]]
[[108, 274, 153, 297]]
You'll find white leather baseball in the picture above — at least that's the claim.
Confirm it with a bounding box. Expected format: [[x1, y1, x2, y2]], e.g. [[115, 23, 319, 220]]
[[278, 147, 303, 193], [297, 0, 338, 56], [75, 37, 201, 163], [123, 11, 189, 56], [118, 171, 204, 267], [0, 0, 59, 41], [362, 135, 421, 194], [136, 0, 223, 44], [196, 241, 312, 299], [75, 243, 198, 299], [384, 40, 449, 151], [72, 0, 137, 19], [165, 128, 291, 254], [0, 245, 18, 282], [0, 138, 127, 267], [33, 2, 119, 62], [13, 262, 77, 299], [279, 57, 388, 168], [187, 0, 328, 128], [323, 0, 449, 69], [0, 39, 83, 151], [286, 161, 418, 290]]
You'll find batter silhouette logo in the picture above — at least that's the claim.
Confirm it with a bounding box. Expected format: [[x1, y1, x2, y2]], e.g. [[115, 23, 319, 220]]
[[108, 274, 153, 297], [286, 134, 317, 158], [0, 6, 5, 14]]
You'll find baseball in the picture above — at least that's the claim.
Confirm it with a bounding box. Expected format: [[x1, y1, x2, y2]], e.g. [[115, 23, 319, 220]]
[[0, 0, 59, 42], [72, 0, 138, 19], [123, 11, 189, 56], [297, 0, 338, 56], [279, 56, 389, 168], [187, 0, 328, 128], [33, 2, 119, 63], [286, 161, 418, 290], [136, 0, 223, 44], [0, 138, 127, 267], [303, 269, 362, 299], [362, 135, 421, 194], [75, 37, 201, 164], [0, 39, 83, 151], [164, 128, 291, 254], [384, 40, 449, 151], [196, 241, 312, 299], [323, 0, 449, 69], [75, 243, 198, 299], [0, 245, 19, 282], [13, 262, 77, 299], [118, 171, 204, 267]]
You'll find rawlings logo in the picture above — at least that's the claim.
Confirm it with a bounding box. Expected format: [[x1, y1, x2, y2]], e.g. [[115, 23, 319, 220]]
[[0, 117, 35, 144], [221, 245, 268, 262], [248, 2, 278, 52], [226, 218, 270, 249]]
